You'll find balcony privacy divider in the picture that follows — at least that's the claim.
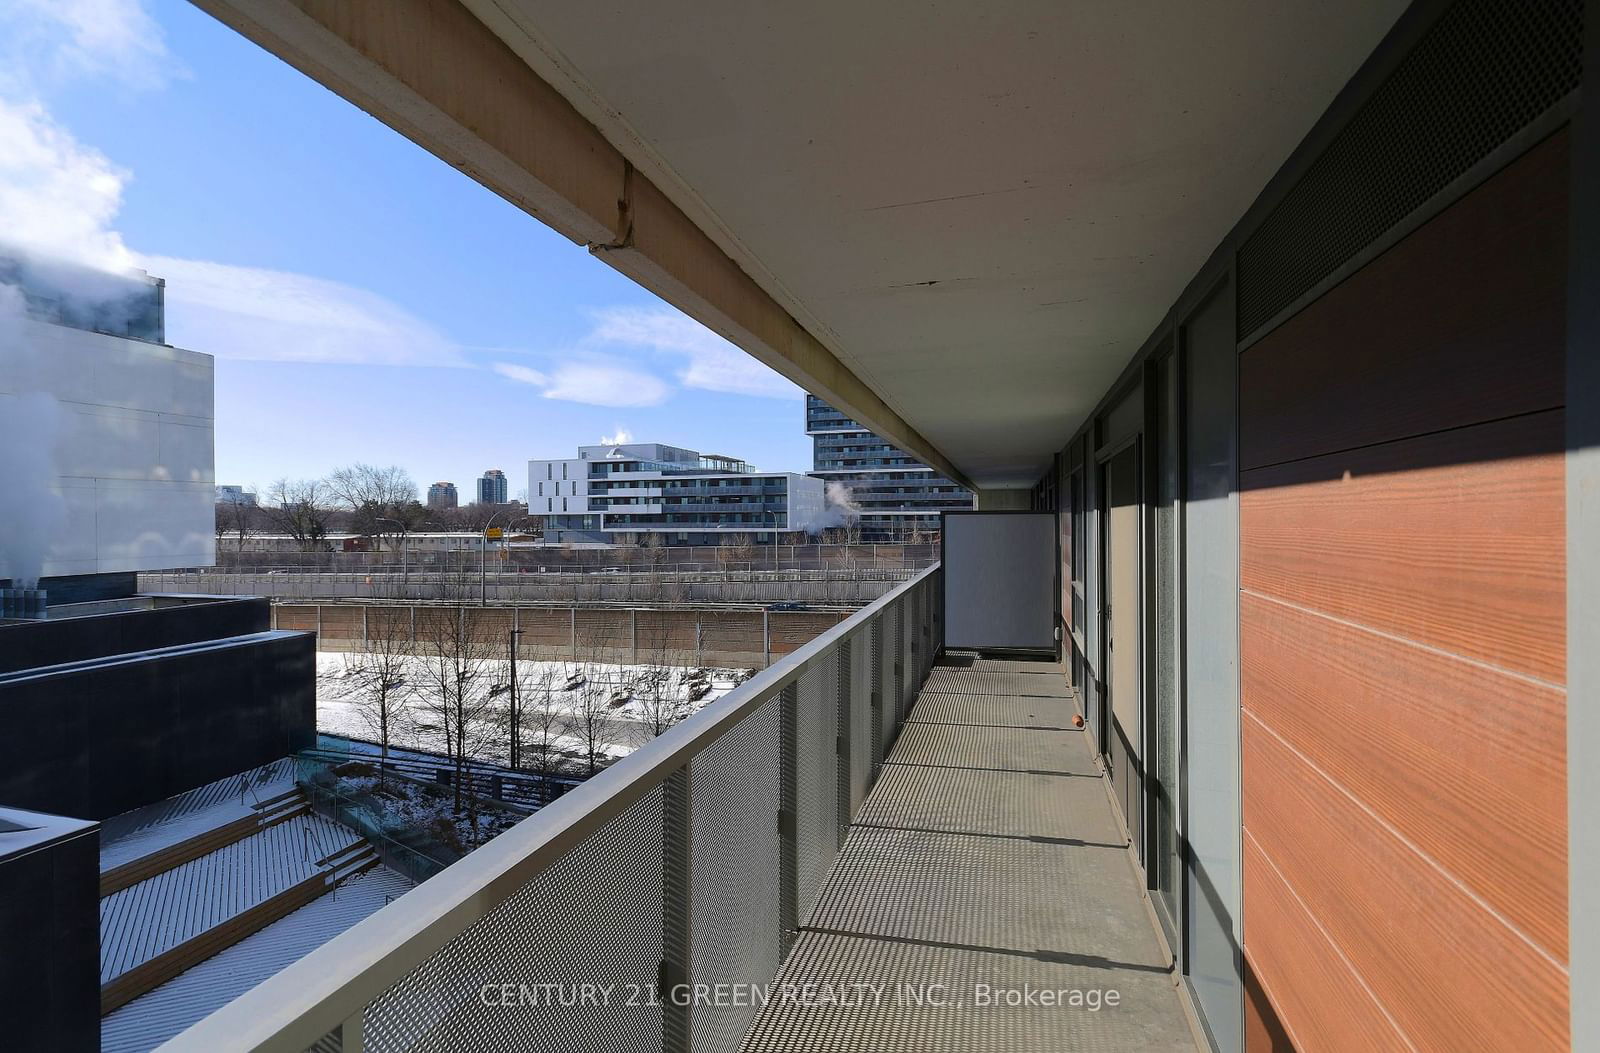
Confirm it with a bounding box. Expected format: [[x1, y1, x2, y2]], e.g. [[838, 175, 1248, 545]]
[[163, 565, 942, 1053]]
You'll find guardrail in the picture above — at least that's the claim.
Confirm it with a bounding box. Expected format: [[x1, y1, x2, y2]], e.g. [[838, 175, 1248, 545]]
[[195, 542, 941, 575], [295, 774, 451, 888], [138, 568, 918, 606], [298, 740, 586, 811], [162, 564, 941, 1052]]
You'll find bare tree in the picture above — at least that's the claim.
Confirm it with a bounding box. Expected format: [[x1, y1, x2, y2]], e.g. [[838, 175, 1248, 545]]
[[412, 577, 498, 816], [633, 615, 688, 744], [345, 606, 413, 784], [263, 478, 334, 552], [215, 488, 260, 557], [516, 665, 569, 800], [328, 463, 421, 551], [718, 532, 755, 570], [565, 617, 623, 775]]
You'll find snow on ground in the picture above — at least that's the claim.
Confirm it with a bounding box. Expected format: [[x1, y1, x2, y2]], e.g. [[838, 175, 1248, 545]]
[[101, 865, 413, 1053], [100, 811, 361, 983], [315, 652, 750, 770], [99, 759, 296, 872]]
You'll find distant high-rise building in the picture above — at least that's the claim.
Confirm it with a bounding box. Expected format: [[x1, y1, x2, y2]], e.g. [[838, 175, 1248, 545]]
[[805, 395, 972, 538], [426, 481, 459, 509], [477, 469, 509, 505], [215, 485, 257, 508]]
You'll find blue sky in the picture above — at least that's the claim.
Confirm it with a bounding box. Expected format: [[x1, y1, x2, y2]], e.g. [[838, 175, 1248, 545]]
[[0, 0, 810, 498]]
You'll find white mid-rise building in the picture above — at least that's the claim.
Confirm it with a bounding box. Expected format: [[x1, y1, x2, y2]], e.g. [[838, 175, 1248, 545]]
[[529, 442, 826, 545]]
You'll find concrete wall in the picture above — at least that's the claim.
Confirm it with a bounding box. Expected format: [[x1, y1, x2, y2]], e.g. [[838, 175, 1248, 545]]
[[274, 602, 850, 670], [0, 318, 214, 579], [144, 568, 907, 607]]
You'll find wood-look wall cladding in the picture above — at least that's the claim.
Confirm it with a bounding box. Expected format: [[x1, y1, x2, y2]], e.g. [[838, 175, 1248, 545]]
[[1239, 130, 1568, 473], [1244, 720, 1567, 1050], [1242, 835, 1412, 1050], [1240, 410, 1566, 685], [1239, 131, 1568, 1051], [1241, 593, 1567, 958]]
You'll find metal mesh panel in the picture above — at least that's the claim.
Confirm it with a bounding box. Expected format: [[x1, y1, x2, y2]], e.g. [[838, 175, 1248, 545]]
[[304, 1030, 341, 1053], [874, 614, 896, 769], [921, 582, 933, 681], [904, 587, 920, 701], [847, 636, 873, 815], [793, 654, 841, 925], [1236, 0, 1584, 338], [911, 583, 927, 684], [899, 590, 917, 716], [360, 788, 666, 1053], [689, 697, 782, 1053]]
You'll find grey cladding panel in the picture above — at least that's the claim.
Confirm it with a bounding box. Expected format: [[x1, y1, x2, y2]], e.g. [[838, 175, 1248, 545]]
[[942, 513, 1056, 651]]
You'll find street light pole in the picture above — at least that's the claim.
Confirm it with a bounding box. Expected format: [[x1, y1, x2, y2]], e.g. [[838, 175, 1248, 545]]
[[481, 510, 506, 607], [509, 626, 523, 769]]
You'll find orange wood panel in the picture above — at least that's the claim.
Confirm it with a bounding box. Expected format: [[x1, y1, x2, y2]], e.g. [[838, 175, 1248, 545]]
[[273, 605, 316, 631], [768, 611, 846, 655], [317, 605, 362, 637], [1239, 130, 1567, 471], [573, 608, 632, 653], [1244, 958, 1297, 1053], [516, 607, 572, 648], [1243, 836, 1408, 1051], [1240, 410, 1566, 683], [1241, 592, 1567, 959], [1243, 717, 1568, 1050]]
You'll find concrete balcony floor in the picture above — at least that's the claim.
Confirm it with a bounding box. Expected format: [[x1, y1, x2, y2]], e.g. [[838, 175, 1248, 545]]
[[742, 657, 1198, 1052]]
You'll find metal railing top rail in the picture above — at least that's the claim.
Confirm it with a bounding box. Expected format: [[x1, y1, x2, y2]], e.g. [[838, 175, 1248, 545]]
[[162, 563, 940, 1053], [154, 563, 928, 579]]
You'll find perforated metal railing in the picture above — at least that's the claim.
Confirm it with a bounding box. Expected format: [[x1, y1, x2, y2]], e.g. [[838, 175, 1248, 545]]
[[161, 565, 942, 1053]]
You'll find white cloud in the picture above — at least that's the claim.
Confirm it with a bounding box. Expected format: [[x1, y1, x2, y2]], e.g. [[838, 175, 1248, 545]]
[[1, 0, 175, 95], [0, 7, 798, 400], [600, 427, 634, 445], [545, 362, 668, 406], [0, 98, 135, 274], [590, 306, 800, 400], [144, 255, 467, 367], [0, 97, 465, 368], [492, 363, 548, 386], [493, 359, 668, 407]]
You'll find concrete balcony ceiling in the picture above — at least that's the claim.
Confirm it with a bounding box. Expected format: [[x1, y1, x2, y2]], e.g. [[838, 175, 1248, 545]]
[[199, 0, 1405, 487]]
